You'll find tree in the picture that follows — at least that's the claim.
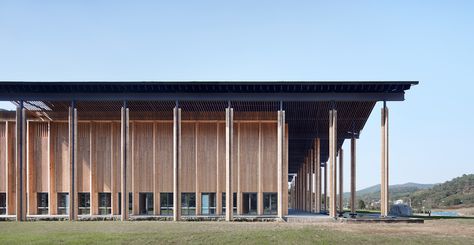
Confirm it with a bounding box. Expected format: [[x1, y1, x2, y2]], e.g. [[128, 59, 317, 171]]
[[358, 199, 366, 210]]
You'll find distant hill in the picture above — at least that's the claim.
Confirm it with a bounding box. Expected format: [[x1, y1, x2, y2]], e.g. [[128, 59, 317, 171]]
[[346, 174, 474, 210], [409, 174, 474, 209], [344, 182, 434, 201]]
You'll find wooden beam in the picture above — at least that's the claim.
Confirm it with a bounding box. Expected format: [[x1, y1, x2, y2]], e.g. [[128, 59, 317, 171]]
[[225, 107, 233, 221], [120, 103, 129, 221], [173, 105, 181, 221], [15, 102, 27, 221], [381, 102, 389, 217]]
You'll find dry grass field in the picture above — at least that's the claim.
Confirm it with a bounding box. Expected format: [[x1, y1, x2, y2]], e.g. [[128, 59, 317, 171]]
[[0, 219, 473, 244]]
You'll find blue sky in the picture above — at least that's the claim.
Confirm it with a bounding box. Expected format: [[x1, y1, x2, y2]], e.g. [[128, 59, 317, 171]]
[[1, 1, 473, 190]]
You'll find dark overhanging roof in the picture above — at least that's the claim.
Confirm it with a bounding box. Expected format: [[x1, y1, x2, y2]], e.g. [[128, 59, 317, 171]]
[[0, 81, 418, 101], [0, 81, 418, 175]]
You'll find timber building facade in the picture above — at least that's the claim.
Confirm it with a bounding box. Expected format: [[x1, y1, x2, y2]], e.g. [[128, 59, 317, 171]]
[[0, 81, 417, 221]]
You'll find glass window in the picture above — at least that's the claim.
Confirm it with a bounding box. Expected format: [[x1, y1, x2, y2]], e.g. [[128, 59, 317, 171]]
[[181, 193, 196, 216], [118, 192, 133, 215], [221, 192, 237, 215], [263, 193, 278, 215], [78, 193, 90, 215], [57, 193, 69, 215], [0, 193, 6, 215], [139, 193, 153, 215], [37, 192, 49, 215], [242, 193, 258, 215], [160, 193, 173, 216], [98, 193, 111, 215], [201, 193, 216, 215]]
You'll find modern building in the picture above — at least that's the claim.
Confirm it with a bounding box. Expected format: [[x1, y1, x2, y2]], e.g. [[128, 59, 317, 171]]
[[0, 81, 417, 221]]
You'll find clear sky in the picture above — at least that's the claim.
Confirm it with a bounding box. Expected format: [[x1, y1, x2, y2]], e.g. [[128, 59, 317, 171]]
[[1, 1, 473, 190]]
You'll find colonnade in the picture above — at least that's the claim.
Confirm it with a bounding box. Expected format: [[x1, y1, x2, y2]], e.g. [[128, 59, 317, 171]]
[[292, 102, 389, 218]]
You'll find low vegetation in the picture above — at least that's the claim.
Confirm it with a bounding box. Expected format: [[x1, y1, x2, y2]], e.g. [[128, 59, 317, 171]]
[[1, 220, 473, 244]]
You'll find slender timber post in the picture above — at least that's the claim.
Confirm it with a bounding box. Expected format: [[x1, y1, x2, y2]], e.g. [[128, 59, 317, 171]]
[[68, 101, 78, 221], [277, 104, 285, 219], [225, 103, 233, 221], [338, 149, 343, 216], [350, 136, 356, 216], [309, 149, 313, 213], [16, 101, 27, 221], [323, 163, 327, 212], [329, 105, 337, 218], [173, 102, 181, 221], [314, 138, 321, 213], [381, 101, 389, 217], [121, 101, 129, 221]]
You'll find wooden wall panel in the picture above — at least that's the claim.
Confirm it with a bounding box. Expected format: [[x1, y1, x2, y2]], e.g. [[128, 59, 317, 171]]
[[197, 122, 217, 192], [262, 122, 277, 192], [111, 122, 121, 214], [27, 122, 49, 215], [4, 116, 284, 216], [217, 123, 226, 193], [0, 122, 6, 192], [52, 122, 69, 193], [156, 122, 173, 192], [180, 122, 196, 193], [133, 122, 154, 192], [77, 123, 91, 193], [7, 122, 16, 215], [32, 123, 49, 193], [239, 123, 259, 193], [92, 123, 112, 193]]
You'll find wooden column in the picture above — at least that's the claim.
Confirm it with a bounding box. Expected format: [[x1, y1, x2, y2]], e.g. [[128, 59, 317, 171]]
[[257, 123, 263, 216], [173, 104, 181, 221], [309, 149, 313, 213], [120, 102, 129, 221], [314, 138, 321, 213], [225, 106, 233, 221], [277, 109, 285, 219], [381, 102, 389, 217], [304, 156, 308, 212], [216, 123, 222, 216], [329, 108, 337, 218], [16, 102, 27, 221], [350, 137, 356, 216], [338, 149, 343, 216], [68, 103, 78, 221], [323, 163, 327, 212]]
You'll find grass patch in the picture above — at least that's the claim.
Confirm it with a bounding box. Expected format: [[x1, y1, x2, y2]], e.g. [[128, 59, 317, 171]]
[[0, 220, 473, 244]]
